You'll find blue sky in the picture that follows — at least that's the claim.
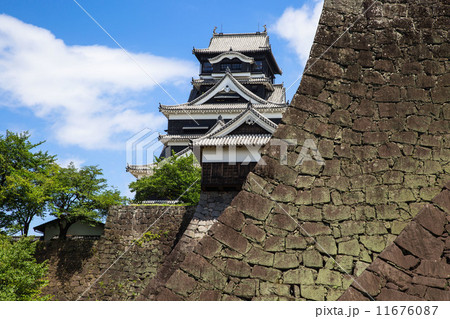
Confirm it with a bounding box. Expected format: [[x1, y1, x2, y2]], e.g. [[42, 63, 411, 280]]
[[0, 0, 323, 234]]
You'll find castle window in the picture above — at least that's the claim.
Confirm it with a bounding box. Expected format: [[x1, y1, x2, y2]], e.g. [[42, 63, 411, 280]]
[[220, 63, 241, 71], [202, 62, 213, 72], [254, 60, 263, 71]]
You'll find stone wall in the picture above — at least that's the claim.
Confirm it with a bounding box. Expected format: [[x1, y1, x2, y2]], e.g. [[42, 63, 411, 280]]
[[340, 182, 450, 301], [157, 0, 449, 301], [37, 205, 195, 300], [177, 191, 238, 253]]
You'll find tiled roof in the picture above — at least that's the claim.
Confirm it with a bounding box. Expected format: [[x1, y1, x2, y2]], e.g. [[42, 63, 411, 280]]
[[188, 71, 269, 105], [194, 104, 278, 142], [194, 32, 270, 53], [160, 102, 287, 115], [193, 134, 272, 146], [267, 85, 285, 104], [159, 134, 203, 143]]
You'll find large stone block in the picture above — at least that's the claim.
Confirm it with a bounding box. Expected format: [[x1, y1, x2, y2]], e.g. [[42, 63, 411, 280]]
[[273, 253, 299, 269], [165, 270, 197, 297], [316, 269, 343, 287], [303, 249, 323, 268], [242, 223, 266, 243], [360, 235, 385, 254], [315, 236, 337, 255], [244, 247, 274, 267], [224, 259, 251, 278], [322, 205, 352, 222], [283, 267, 315, 285], [218, 207, 245, 231], [210, 223, 250, 254], [300, 285, 327, 301], [338, 239, 360, 257], [231, 191, 273, 221], [251, 265, 282, 283], [395, 221, 445, 259], [264, 236, 285, 252]]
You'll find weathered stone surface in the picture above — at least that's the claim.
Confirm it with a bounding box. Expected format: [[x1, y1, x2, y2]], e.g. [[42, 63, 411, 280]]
[[231, 191, 273, 221], [180, 254, 227, 290], [316, 269, 342, 287], [198, 290, 222, 301], [414, 205, 447, 236], [338, 239, 360, 257], [300, 285, 327, 301], [297, 206, 322, 221], [233, 279, 258, 298], [339, 287, 370, 301], [360, 236, 386, 253], [244, 247, 274, 267], [268, 213, 297, 231], [416, 259, 450, 279], [224, 259, 251, 278], [395, 221, 444, 259], [311, 187, 331, 204], [251, 265, 282, 283], [259, 282, 290, 297], [195, 236, 222, 259], [424, 287, 450, 301], [286, 235, 307, 250], [271, 184, 297, 203], [242, 223, 266, 243], [377, 288, 424, 301], [210, 223, 250, 254], [264, 236, 285, 252], [315, 236, 337, 255], [379, 244, 419, 270], [273, 253, 299, 269], [151, 0, 450, 302], [303, 249, 323, 268], [322, 205, 351, 222], [411, 275, 447, 289], [300, 222, 332, 236], [164, 270, 197, 297], [218, 207, 245, 231], [369, 259, 412, 287], [283, 267, 315, 285], [433, 190, 450, 214], [156, 288, 184, 301], [340, 221, 365, 236]]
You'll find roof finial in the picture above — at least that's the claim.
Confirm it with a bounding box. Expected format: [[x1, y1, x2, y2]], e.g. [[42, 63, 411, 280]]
[[247, 102, 253, 110], [213, 26, 217, 35], [263, 24, 267, 32], [218, 115, 223, 121]]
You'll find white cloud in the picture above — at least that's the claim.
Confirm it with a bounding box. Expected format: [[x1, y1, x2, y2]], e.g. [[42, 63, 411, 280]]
[[0, 14, 197, 149], [57, 157, 86, 168], [273, 1, 324, 65]]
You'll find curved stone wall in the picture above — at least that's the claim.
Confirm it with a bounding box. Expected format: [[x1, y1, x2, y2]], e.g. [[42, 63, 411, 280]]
[[155, 0, 449, 301]]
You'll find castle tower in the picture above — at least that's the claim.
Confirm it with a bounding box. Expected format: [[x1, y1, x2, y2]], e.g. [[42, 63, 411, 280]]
[[127, 30, 287, 190]]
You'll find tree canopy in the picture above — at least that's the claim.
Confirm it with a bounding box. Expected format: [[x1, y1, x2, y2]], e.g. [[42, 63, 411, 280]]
[[129, 153, 201, 205], [0, 235, 50, 300], [0, 131, 55, 235], [49, 163, 126, 239], [0, 131, 126, 238]]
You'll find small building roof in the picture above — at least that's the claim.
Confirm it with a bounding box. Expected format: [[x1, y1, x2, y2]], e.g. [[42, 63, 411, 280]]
[[33, 218, 104, 233]]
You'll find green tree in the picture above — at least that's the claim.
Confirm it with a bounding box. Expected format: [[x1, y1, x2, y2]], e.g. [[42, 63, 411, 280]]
[[0, 235, 50, 300], [129, 153, 201, 204], [49, 163, 126, 240], [0, 131, 55, 234], [1, 167, 54, 236]]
